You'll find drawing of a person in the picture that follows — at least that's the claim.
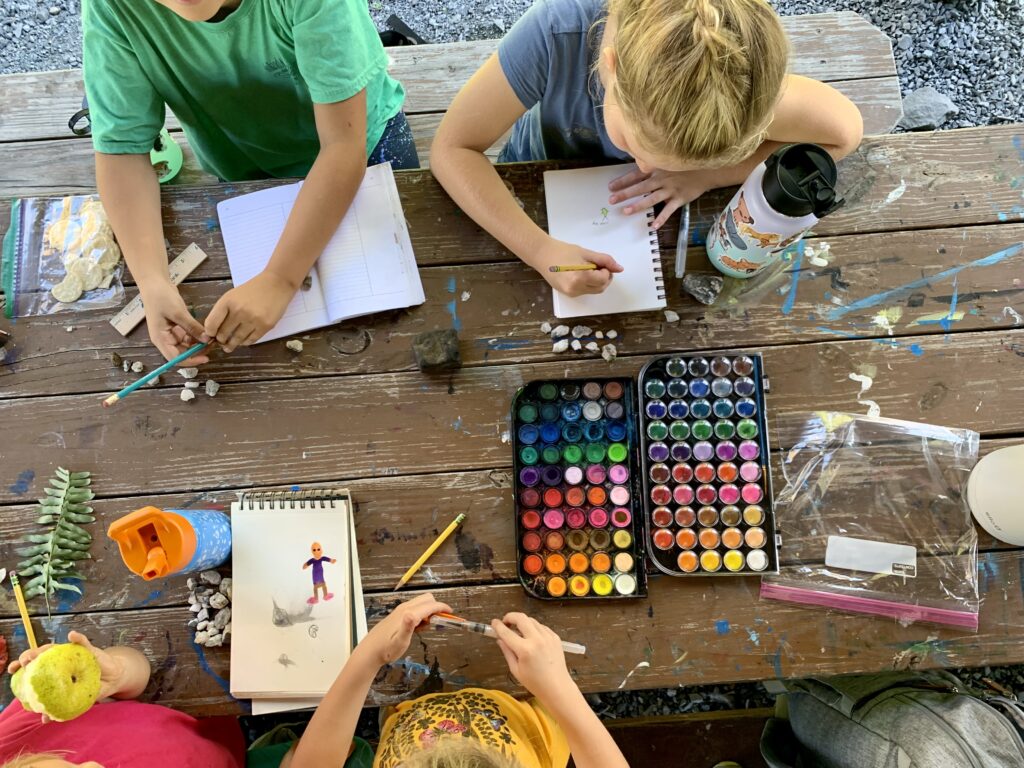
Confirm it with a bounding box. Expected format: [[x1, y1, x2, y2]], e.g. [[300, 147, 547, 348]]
[[302, 541, 336, 604]]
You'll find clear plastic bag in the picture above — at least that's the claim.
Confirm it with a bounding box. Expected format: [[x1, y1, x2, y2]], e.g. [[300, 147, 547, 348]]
[[761, 412, 980, 630], [2, 194, 124, 317]]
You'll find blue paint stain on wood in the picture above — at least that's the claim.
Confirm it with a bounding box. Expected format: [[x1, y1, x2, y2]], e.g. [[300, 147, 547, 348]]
[[191, 638, 235, 698], [54, 578, 84, 613], [135, 589, 163, 608], [8, 469, 34, 495], [714, 619, 730, 635], [445, 276, 462, 331], [476, 338, 532, 351], [814, 326, 924, 356]]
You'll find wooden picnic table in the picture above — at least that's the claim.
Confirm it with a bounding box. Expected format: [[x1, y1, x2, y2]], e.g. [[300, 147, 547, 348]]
[[1, 123, 1023, 716]]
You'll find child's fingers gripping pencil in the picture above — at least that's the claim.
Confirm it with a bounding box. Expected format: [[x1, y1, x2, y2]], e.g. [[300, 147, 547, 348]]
[[429, 612, 587, 655], [102, 341, 210, 407]]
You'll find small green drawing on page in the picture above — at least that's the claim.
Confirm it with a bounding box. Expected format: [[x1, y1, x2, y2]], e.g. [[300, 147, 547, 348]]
[[592, 207, 610, 226]]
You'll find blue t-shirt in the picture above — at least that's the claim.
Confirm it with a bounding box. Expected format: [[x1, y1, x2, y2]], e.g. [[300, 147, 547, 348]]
[[497, 0, 631, 163]]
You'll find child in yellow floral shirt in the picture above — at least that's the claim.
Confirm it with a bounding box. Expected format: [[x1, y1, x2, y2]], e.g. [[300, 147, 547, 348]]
[[285, 594, 629, 768]]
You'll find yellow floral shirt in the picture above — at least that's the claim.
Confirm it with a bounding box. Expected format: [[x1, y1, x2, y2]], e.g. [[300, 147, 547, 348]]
[[373, 688, 570, 768]]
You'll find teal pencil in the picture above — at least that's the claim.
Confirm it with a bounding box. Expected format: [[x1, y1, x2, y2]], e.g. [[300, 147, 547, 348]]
[[102, 341, 209, 407]]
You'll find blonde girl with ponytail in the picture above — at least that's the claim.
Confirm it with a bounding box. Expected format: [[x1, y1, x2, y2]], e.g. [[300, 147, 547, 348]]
[[431, 0, 863, 299]]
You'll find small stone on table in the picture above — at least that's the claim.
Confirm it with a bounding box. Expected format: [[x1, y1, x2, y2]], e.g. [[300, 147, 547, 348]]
[[412, 329, 461, 371], [682, 274, 724, 306]]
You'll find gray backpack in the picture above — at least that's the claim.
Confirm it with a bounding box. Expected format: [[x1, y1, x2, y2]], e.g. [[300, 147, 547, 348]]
[[760, 670, 1024, 768]]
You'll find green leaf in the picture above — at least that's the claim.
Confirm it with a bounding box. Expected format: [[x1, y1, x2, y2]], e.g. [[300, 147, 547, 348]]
[[52, 582, 83, 595], [16, 544, 49, 557], [36, 514, 57, 524]]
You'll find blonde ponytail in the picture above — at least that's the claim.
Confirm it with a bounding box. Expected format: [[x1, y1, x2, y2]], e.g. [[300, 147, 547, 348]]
[[608, 0, 789, 165]]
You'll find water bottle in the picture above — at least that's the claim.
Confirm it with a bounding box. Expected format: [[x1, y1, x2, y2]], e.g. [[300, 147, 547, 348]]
[[108, 506, 231, 580], [706, 143, 843, 278]]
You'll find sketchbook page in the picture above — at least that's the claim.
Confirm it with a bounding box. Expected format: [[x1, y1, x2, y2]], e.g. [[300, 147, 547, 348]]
[[229, 503, 352, 698], [543, 165, 666, 319], [250, 697, 321, 715], [349, 507, 368, 643], [321, 163, 425, 323], [216, 183, 330, 342]]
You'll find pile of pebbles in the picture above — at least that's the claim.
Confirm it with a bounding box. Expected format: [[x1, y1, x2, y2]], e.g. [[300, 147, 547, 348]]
[[187, 570, 232, 648]]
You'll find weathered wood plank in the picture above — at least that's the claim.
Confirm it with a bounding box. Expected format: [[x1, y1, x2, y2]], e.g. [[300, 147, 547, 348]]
[[0, 13, 895, 143], [0, 439, 1012, 618], [3, 127, 1021, 283], [0, 76, 901, 198], [2, 547, 1019, 717], [3, 223, 1023, 399], [1, 328, 1021, 505]]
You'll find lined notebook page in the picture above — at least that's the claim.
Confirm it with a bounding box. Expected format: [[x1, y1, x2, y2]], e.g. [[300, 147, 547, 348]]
[[543, 165, 666, 319], [217, 164, 424, 342]]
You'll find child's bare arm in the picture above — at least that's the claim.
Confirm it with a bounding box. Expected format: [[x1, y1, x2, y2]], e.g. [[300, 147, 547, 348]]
[[431, 55, 621, 297], [490, 614, 629, 768], [203, 92, 369, 352], [290, 594, 451, 768], [96, 152, 210, 365]]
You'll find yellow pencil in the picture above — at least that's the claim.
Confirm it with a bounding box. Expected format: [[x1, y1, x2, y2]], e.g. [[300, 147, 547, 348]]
[[548, 264, 598, 273], [394, 513, 467, 590], [9, 573, 38, 649]]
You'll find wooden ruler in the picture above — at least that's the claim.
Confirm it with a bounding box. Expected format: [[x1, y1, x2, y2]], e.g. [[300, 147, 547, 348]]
[[109, 243, 209, 336]]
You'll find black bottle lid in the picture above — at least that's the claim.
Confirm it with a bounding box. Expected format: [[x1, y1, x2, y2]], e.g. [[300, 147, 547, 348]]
[[761, 143, 844, 218]]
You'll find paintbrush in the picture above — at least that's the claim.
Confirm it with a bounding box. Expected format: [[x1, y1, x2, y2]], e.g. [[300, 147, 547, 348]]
[[102, 341, 210, 407], [429, 612, 587, 655], [548, 264, 598, 273], [7, 572, 38, 650], [393, 513, 466, 590]]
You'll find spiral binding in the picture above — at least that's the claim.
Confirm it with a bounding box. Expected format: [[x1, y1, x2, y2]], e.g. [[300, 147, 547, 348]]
[[238, 489, 349, 510], [646, 209, 666, 301]]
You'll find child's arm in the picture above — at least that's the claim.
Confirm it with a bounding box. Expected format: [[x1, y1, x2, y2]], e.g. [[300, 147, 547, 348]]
[[96, 153, 211, 365], [431, 55, 622, 298], [202, 92, 370, 352], [7, 631, 152, 722], [610, 75, 864, 227], [289, 593, 452, 768], [490, 614, 629, 768]]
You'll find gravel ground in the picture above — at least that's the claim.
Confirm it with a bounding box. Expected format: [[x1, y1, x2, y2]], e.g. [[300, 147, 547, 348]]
[[3, 0, 1023, 728], [2, 0, 1022, 127]]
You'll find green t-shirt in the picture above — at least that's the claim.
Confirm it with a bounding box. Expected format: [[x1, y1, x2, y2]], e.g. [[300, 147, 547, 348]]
[[82, 0, 405, 181]]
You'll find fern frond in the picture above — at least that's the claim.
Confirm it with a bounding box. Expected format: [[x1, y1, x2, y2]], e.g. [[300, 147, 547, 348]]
[[17, 467, 94, 615]]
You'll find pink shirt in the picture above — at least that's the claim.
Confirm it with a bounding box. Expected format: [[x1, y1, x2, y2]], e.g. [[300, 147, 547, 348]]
[[0, 700, 245, 768]]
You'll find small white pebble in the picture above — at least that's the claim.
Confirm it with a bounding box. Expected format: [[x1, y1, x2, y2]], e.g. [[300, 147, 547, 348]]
[[570, 339, 582, 351], [601, 343, 617, 362], [585, 341, 600, 352], [179, 367, 199, 380], [180, 388, 196, 402], [595, 331, 604, 339], [122, 360, 131, 373], [285, 339, 304, 353], [571, 325, 592, 338], [184, 381, 200, 389], [460, 291, 471, 302], [552, 339, 570, 353], [540, 321, 552, 334], [205, 380, 220, 397], [552, 325, 570, 338], [606, 330, 618, 340], [130, 361, 145, 374], [664, 310, 680, 323], [64, 325, 74, 333]]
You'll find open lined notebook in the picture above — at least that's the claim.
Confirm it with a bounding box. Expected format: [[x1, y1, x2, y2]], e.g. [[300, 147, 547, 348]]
[[217, 163, 424, 343], [543, 165, 666, 319], [230, 489, 366, 715]]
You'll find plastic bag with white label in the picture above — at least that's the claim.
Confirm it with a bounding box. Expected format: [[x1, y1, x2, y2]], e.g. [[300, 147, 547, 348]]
[[2, 194, 124, 317], [761, 412, 980, 630]]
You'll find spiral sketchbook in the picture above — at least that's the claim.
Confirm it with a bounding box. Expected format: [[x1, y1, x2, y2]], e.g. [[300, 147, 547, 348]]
[[229, 489, 366, 710], [543, 165, 666, 318]]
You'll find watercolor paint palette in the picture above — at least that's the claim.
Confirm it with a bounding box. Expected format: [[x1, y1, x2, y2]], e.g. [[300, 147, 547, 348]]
[[512, 379, 648, 600], [638, 354, 779, 576]]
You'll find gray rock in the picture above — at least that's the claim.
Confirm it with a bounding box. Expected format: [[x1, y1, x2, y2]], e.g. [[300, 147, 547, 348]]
[[189, 603, 202, 613], [196, 608, 209, 622], [187, 618, 200, 628], [193, 631, 209, 644], [199, 569, 222, 586], [219, 577, 232, 600], [411, 329, 461, 371], [186, 577, 197, 590], [682, 274, 724, 306], [213, 606, 232, 630], [196, 620, 209, 631], [552, 339, 570, 354], [898, 86, 959, 130], [210, 592, 229, 609], [204, 633, 224, 648], [570, 325, 592, 338]]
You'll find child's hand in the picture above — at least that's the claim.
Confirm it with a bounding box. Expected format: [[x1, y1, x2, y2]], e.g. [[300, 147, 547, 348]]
[[140, 281, 211, 365], [536, 238, 623, 297], [490, 613, 574, 706], [204, 270, 295, 352], [8, 632, 127, 720], [609, 168, 711, 229], [356, 594, 452, 668]]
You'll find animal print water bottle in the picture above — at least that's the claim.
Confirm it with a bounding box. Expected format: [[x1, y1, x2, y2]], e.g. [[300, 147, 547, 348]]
[[706, 143, 843, 278]]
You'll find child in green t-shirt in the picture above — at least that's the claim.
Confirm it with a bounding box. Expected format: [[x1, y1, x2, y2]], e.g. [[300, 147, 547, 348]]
[[83, 0, 417, 363]]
